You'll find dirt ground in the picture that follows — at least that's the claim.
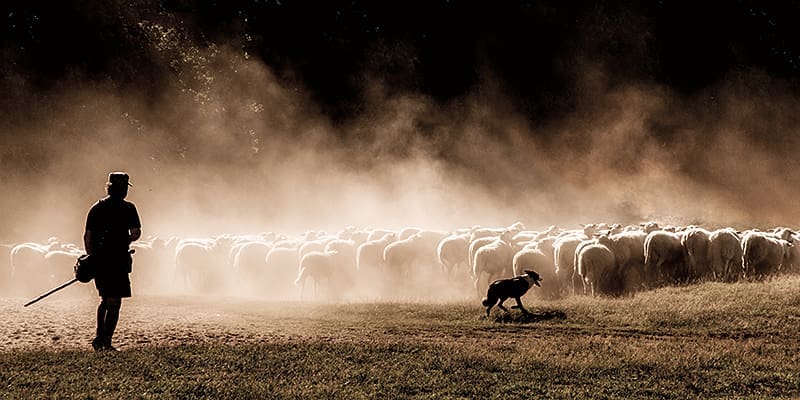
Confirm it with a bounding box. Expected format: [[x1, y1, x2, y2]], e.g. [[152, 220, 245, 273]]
[[2, 291, 354, 352], [2, 287, 496, 353]]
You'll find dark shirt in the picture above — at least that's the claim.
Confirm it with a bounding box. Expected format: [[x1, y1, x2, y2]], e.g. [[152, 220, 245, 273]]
[[85, 196, 141, 258]]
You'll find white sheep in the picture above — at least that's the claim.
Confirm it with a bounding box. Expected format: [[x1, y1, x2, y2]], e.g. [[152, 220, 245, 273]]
[[576, 241, 616, 297], [468, 222, 525, 244], [295, 250, 338, 300], [608, 230, 647, 294], [472, 231, 515, 295], [232, 240, 273, 290], [437, 233, 470, 278], [512, 245, 559, 299], [9, 242, 50, 295], [681, 227, 713, 281], [553, 234, 589, 296], [262, 245, 301, 299], [356, 233, 396, 272], [741, 231, 793, 280], [174, 238, 233, 294], [644, 230, 687, 286], [708, 228, 742, 282], [382, 234, 425, 279]]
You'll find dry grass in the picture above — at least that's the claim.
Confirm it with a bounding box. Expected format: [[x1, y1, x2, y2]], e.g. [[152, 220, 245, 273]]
[[1, 276, 799, 399]]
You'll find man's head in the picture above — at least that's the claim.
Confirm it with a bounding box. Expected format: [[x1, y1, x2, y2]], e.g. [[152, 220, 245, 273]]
[[106, 172, 132, 199]]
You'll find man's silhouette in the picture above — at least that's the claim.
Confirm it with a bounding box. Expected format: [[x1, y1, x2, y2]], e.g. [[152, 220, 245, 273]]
[[84, 172, 141, 351]]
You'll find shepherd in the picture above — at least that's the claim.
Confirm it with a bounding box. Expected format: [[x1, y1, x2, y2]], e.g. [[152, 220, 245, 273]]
[[84, 172, 142, 351]]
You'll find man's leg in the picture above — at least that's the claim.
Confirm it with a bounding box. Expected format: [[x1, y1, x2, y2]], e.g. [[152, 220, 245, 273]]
[[92, 299, 107, 350], [102, 297, 122, 349]]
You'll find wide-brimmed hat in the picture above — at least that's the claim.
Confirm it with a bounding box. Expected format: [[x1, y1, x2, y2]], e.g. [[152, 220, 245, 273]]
[[107, 172, 133, 187]]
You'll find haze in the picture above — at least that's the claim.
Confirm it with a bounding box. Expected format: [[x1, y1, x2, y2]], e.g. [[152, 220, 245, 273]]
[[2, 7, 799, 247]]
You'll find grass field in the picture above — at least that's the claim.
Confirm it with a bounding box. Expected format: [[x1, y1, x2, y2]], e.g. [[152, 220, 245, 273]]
[[1, 277, 799, 399]]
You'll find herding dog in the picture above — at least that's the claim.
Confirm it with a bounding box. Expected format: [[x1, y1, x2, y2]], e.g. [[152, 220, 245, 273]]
[[482, 270, 542, 317]]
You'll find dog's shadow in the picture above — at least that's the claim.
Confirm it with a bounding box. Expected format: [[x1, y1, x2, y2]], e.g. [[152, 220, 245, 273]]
[[491, 309, 567, 324]]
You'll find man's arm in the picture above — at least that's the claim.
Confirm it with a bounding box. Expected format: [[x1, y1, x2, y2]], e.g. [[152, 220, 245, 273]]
[[130, 228, 141, 243], [84, 230, 93, 255]]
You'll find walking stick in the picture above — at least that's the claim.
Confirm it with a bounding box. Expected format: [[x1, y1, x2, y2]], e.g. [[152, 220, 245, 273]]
[[23, 278, 79, 307]]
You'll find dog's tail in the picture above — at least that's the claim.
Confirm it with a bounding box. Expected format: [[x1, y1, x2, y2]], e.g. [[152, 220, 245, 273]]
[[481, 291, 497, 307]]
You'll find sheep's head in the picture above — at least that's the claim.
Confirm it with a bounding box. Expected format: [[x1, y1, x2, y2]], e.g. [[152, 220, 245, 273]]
[[508, 222, 525, 233], [523, 270, 542, 286]]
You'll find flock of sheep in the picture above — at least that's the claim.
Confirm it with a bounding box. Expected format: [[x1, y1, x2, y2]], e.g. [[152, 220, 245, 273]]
[[2, 221, 798, 301]]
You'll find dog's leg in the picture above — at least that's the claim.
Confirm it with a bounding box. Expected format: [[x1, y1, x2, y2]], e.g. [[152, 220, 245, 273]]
[[514, 297, 531, 314], [497, 298, 510, 314]]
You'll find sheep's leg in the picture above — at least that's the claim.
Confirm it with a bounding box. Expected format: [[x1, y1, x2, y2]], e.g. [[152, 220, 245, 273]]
[[299, 279, 305, 301], [474, 273, 484, 298], [723, 258, 734, 282]]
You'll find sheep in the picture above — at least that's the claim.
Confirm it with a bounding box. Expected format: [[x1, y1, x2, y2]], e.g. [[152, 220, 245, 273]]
[[348, 229, 370, 248], [608, 230, 647, 294], [681, 227, 713, 281], [382, 234, 425, 279], [468, 222, 525, 243], [468, 236, 499, 273], [472, 231, 515, 295], [644, 230, 687, 287], [232, 240, 273, 292], [9, 242, 50, 296], [741, 231, 793, 280], [356, 233, 396, 272], [398, 227, 422, 240], [784, 231, 800, 274], [44, 249, 92, 299], [298, 239, 330, 260], [174, 238, 232, 294], [512, 245, 559, 299], [535, 236, 558, 262], [44, 249, 81, 279], [572, 236, 619, 293], [325, 239, 358, 271], [295, 251, 338, 300], [708, 228, 743, 282], [324, 239, 358, 291], [407, 230, 451, 275], [366, 229, 395, 242], [132, 236, 179, 288], [553, 234, 589, 295], [263, 246, 301, 299], [437, 233, 470, 278], [576, 241, 617, 297], [354, 233, 397, 298]]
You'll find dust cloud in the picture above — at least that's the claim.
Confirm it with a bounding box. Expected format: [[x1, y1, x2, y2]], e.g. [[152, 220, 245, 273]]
[[2, 7, 799, 301]]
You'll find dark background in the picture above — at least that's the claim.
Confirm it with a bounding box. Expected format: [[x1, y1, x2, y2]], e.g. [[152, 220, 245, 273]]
[[3, 1, 800, 240], [3, 0, 800, 125]]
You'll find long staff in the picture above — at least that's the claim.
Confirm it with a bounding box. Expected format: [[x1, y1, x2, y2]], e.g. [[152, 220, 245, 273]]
[[23, 278, 79, 307]]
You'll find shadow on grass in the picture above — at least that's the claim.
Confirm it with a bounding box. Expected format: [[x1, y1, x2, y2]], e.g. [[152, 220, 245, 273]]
[[491, 309, 567, 324]]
